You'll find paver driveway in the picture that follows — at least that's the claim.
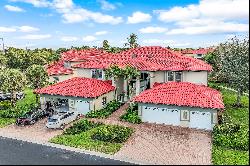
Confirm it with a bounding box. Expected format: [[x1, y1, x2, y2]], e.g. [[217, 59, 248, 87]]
[[115, 123, 212, 165], [0, 118, 63, 143]]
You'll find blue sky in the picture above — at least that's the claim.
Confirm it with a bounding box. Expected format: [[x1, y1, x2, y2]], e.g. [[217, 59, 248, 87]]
[[0, 0, 249, 49]]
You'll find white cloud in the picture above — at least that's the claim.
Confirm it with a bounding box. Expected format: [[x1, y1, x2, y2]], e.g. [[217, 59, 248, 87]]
[[155, 0, 249, 35], [142, 39, 175, 44], [18, 26, 40, 32], [82, 35, 97, 42], [98, 0, 116, 10], [19, 34, 51, 40], [155, 5, 199, 23], [9, 0, 51, 7], [5, 5, 25, 12], [155, 0, 249, 22], [95, 31, 108, 35], [61, 36, 78, 42], [10, 0, 123, 25], [127, 11, 152, 24], [166, 22, 249, 35], [139, 26, 167, 33], [0, 26, 16, 32]]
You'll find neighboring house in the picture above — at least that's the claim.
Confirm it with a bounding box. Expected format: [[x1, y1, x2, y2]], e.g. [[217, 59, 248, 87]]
[[181, 48, 214, 59], [133, 82, 224, 130], [35, 77, 115, 115], [41, 46, 223, 130]]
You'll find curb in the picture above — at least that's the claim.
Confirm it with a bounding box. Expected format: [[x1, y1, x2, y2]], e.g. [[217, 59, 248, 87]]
[[0, 135, 149, 165]]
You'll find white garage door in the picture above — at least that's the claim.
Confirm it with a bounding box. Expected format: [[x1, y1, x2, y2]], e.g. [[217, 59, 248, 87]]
[[190, 111, 212, 130], [75, 100, 90, 115], [142, 106, 180, 126]]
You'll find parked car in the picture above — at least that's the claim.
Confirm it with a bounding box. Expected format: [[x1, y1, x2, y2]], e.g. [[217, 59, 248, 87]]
[[0, 91, 25, 101], [46, 111, 79, 129], [16, 108, 50, 126]]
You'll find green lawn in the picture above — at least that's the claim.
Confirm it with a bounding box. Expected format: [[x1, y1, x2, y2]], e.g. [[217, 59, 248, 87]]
[[16, 88, 37, 108], [50, 120, 133, 155], [0, 88, 36, 128], [212, 88, 249, 165]]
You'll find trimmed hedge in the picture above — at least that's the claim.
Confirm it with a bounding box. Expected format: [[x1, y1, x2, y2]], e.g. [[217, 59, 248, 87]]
[[120, 103, 142, 124], [63, 119, 103, 135], [91, 125, 133, 143], [86, 100, 122, 118]]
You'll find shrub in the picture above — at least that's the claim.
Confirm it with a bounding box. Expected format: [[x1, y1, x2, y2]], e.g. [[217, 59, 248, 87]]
[[208, 82, 221, 91], [86, 100, 122, 118], [120, 104, 141, 124], [63, 120, 103, 135], [91, 125, 133, 143], [212, 115, 249, 151], [0, 101, 11, 110], [0, 103, 36, 118]]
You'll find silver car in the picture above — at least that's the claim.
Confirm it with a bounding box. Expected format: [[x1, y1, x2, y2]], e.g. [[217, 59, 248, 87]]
[[46, 111, 79, 129]]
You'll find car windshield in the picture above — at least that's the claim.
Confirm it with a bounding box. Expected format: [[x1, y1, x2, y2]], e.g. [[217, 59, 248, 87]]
[[48, 117, 58, 122]]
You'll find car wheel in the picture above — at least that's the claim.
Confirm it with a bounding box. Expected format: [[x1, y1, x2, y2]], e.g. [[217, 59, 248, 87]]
[[30, 120, 36, 125], [60, 124, 65, 130]]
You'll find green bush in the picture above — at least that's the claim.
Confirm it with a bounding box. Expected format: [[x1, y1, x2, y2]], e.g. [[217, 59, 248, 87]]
[[213, 115, 249, 151], [0, 103, 36, 118], [63, 119, 103, 135], [86, 100, 122, 118], [208, 82, 221, 91], [120, 104, 141, 124], [212, 145, 249, 165], [91, 125, 133, 143], [0, 101, 11, 110]]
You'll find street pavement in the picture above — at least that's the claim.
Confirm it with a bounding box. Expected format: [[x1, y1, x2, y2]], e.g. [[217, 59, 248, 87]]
[[0, 136, 133, 165]]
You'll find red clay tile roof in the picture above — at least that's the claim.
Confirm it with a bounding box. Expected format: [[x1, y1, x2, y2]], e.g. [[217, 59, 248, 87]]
[[34, 77, 115, 98], [133, 82, 224, 109], [181, 48, 214, 55], [73, 46, 212, 71], [47, 60, 73, 76], [62, 49, 110, 62], [48, 46, 212, 75]]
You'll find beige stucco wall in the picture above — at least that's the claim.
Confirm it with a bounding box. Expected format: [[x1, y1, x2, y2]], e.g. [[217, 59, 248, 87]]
[[183, 71, 208, 86], [49, 74, 74, 83], [149, 71, 165, 88], [75, 68, 92, 78], [90, 91, 115, 111]]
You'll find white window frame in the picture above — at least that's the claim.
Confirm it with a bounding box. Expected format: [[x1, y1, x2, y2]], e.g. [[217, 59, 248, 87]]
[[165, 71, 182, 82]]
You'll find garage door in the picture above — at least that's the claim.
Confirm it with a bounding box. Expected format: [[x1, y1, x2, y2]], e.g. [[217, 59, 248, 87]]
[[75, 100, 90, 115], [190, 111, 212, 130], [142, 106, 180, 126]]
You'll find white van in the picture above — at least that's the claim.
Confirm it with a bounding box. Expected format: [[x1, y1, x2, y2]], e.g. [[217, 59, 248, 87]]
[[46, 111, 79, 129]]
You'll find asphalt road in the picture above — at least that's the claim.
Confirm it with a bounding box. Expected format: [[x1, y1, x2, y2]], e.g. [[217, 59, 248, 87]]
[[0, 136, 133, 165]]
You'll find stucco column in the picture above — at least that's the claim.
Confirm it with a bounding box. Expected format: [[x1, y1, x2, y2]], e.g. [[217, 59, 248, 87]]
[[149, 72, 155, 88], [136, 76, 140, 95], [123, 79, 128, 102]]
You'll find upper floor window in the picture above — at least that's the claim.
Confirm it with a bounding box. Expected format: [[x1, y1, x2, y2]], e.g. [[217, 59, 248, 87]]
[[167, 71, 174, 81], [175, 72, 182, 82], [91, 69, 103, 79], [166, 71, 182, 82]]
